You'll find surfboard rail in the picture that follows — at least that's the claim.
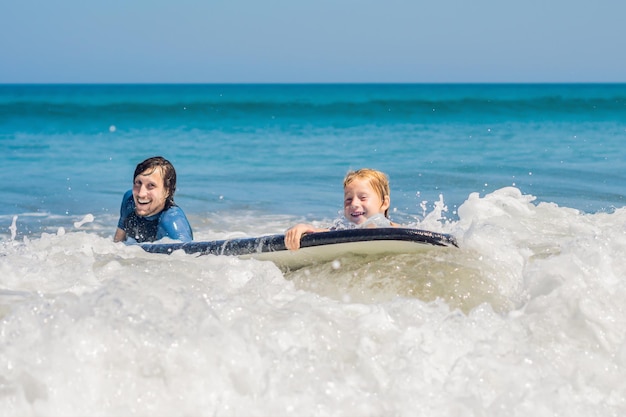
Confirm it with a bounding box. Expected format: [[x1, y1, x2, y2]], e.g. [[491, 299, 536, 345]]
[[140, 227, 457, 256]]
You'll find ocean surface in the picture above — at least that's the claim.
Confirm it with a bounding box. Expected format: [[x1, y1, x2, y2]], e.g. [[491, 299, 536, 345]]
[[1, 83, 626, 416]]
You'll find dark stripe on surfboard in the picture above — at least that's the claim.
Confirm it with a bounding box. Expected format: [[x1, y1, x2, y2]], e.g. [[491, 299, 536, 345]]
[[141, 227, 458, 256]]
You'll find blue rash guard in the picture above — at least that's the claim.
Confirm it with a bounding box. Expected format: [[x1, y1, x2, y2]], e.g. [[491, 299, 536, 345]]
[[117, 190, 193, 243]]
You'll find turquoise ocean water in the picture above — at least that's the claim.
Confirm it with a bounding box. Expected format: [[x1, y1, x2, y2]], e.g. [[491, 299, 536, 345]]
[[1, 84, 626, 416]]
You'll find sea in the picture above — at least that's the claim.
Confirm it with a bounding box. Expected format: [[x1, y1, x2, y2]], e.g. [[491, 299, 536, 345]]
[[1, 83, 625, 416]]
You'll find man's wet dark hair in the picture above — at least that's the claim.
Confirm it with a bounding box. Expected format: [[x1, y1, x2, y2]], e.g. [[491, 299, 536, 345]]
[[134, 156, 177, 209]]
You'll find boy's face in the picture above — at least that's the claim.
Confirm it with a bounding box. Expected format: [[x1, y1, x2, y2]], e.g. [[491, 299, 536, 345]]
[[132, 167, 168, 217], [343, 178, 390, 225]]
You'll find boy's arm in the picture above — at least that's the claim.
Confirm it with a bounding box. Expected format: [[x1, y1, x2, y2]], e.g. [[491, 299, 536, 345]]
[[284, 223, 328, 251]]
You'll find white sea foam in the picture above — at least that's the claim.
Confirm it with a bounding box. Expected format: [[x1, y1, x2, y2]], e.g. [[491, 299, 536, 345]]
[[1, 188, 625, 416]]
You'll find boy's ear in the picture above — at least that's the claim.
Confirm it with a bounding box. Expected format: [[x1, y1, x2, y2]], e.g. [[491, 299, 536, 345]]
[[381, 195, 391, 211]]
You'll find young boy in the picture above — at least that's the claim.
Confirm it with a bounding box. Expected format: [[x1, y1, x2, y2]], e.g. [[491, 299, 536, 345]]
[[284, 168, 398, 250]]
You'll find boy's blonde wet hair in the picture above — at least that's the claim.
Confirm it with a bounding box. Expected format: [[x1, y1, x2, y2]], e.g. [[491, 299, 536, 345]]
[[343, 168, 391, 217]]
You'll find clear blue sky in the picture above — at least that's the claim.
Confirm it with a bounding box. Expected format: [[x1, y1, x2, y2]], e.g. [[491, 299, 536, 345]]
[[2, 0, 625, 83]]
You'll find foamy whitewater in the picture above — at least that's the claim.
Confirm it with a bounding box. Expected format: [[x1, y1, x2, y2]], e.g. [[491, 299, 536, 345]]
[[1, 84, 626, 416]]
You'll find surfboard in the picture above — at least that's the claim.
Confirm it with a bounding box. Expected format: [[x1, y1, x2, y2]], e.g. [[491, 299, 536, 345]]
[[141, 227, 458, 270]]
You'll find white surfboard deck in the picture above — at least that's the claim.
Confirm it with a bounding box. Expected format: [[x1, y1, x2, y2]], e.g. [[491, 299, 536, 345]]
[[240, 238, 453, 270]]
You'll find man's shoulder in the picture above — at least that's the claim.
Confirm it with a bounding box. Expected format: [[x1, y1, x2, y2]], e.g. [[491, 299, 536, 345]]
[[160, 205, 186, 220], [122, 189, 134, 202], [119, 190, 135, 218]]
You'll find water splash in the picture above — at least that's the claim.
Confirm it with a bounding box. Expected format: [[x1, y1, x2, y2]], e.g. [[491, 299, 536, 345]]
[[9, 215, 17, 240], [73, 214, 95, 229]]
